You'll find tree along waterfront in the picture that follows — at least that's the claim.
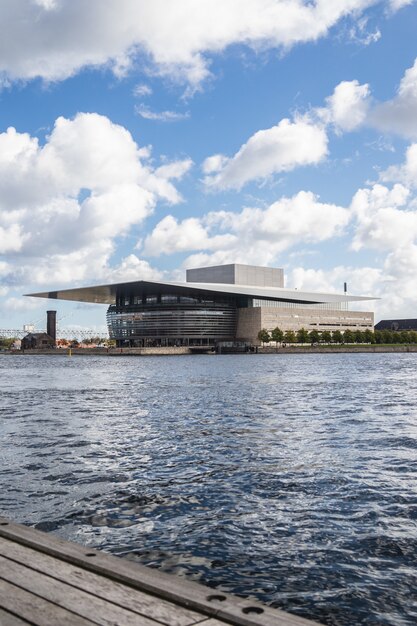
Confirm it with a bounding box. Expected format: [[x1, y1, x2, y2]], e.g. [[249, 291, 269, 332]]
[[257, 327, 417, 346]]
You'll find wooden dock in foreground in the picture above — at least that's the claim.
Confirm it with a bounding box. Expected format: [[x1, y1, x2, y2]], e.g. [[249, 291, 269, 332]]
[[0, 517, 320, 626]]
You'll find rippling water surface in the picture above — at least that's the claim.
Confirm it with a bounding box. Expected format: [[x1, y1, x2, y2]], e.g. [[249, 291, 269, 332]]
[[1, 353, 417, 625]]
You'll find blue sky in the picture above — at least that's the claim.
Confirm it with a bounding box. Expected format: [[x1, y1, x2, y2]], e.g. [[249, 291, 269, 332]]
[[1, 0, 417, 333]]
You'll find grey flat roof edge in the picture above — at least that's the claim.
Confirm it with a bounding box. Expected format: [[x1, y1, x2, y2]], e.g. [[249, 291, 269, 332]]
[[25, 278, 379, 306]]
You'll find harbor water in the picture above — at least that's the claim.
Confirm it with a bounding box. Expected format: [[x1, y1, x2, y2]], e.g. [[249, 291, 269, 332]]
[[1, 353, 417, 625]]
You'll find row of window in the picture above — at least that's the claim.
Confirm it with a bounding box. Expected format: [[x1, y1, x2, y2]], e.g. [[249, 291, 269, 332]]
[[107, 305, 237, 340], [117, 294, 354, 311], [262, 313, 372, 322], [117, 294, 234, 306]]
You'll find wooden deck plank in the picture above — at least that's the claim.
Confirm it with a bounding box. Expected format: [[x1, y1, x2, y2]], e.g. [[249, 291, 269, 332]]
[[0, 518, 320, 626], [0, 553, 165, 626], [0, 607, 32, 626], [198, 621, 238, 626], [0, 578, 97, 626], [0, 537, 201, 626]]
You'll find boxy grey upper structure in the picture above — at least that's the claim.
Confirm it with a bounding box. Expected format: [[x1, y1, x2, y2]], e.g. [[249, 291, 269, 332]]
[[186, 264, 284, 288], [26, 263, 377, 347]]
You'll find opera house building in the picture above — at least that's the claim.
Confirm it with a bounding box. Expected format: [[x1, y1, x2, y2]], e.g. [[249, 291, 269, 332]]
[[28, 263, 376, 347]]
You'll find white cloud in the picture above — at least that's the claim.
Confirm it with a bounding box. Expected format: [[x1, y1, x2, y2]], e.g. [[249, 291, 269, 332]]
[[0, 1, 405, 91], [380, 143, 417, 186], [201, 78, 371, 192], [143, 191, 349, 264], [371, 58, 417, 138], [348, 17, 381, 46], [33, 0, 58, 9], [0, 261, 10, 276], [202, 154, 229, 175], [0, 224, 27, 253], [374, 243, 417, 317], [388, 0, 414, 10], [0, 112, 189, 287], [155, 159, 193, 180], [142, 215, 236, 256], [351, 182, 415, 251], [347, 177, 417, 318], [105, 255, 163, 282], [318, 80, 371, 133], [143, 171, 417, 320], [287, 249, 417, 320], [135, 105, 190, 122], [133, 83, 152, 98], [5, 296, 42, 311], [203, 118, 328, 190], [197, 60, 417, 190], [211, 191, 349, 242], [201, 78, 373, 192], [289, 265, 383, 297]]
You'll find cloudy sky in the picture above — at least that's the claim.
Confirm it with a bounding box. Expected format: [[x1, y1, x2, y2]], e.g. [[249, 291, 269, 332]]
[[1, 0, 417, 331]]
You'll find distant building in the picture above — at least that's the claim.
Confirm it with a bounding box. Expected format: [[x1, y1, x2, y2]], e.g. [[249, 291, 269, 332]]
[[21, 310, 57, 349], [26, 264, 377, 347], [375, 319, 417, 331], [21, 332, 55, 350]]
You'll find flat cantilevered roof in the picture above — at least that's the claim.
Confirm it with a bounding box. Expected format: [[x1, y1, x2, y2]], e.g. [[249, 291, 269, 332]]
[[26, 279, 377, 306]]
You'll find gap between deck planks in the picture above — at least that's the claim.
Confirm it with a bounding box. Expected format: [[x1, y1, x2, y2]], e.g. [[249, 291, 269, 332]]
[[0, 517, 321, 626]]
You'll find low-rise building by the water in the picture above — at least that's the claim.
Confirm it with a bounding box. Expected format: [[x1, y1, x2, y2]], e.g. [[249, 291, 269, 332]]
[[375, 319, 417, 332], [21, 310, 57, 349], [26, 263, 377, 347], [21, 332, 55, 350]]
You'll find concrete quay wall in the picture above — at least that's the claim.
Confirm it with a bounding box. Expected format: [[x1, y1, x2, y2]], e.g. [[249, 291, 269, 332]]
[[4, 345, 417, 356], [10, 347, 193, 356], [258, 345, 417, 354], [107, 347, 192, 356]]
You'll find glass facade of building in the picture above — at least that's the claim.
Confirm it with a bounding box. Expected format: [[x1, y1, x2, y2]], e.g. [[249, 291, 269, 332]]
[[107, 291, 237, 347]]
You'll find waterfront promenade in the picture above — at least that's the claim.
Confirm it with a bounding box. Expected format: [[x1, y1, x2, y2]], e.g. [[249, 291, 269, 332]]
[[3, 344, 417, 356]]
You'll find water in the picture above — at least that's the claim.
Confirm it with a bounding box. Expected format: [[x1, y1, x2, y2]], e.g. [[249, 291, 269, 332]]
[[1, 353, 417, 625]]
